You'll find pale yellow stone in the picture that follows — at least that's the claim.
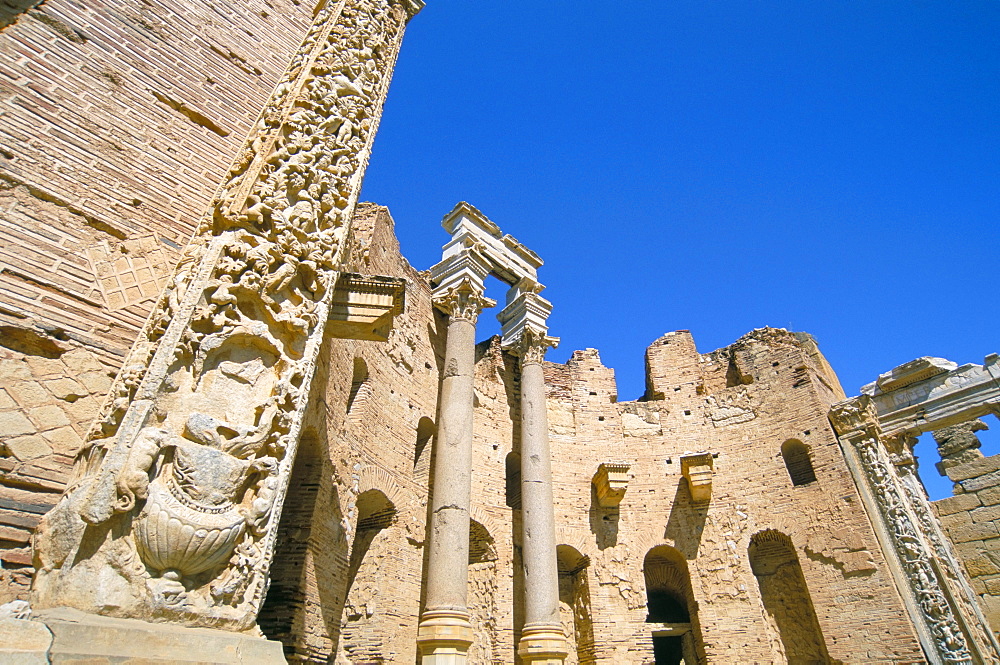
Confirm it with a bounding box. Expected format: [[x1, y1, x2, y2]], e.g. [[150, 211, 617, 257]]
[[6, 382, 51, 409], [42, 426, 83, 454], [60, 348, 104, 374], [42, 378, 85, 401], [4, 434, 53, 460], [27, 405, 71, 430], [0, 360, 31, 383], [0, 410, 35, 437], [77, 371, 113, 394]]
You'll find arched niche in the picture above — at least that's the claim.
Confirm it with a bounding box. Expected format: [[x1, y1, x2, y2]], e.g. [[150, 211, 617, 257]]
[[557, 545, 594, 665], [339, 489, 398, 662], [748, 530, 830, 663], [505, 451, 522, 509], [781, 438, 817, 486], [346, 356, 371, 419], [413, 416, 435, 479]]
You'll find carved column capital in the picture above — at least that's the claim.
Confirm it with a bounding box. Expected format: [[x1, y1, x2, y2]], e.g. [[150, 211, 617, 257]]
[[432, 279, 496, 324], [511, 327, 559, 367], [829, 395, 881, 442]]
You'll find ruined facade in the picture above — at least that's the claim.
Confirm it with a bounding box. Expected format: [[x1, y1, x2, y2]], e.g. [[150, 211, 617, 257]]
[[2, 1, 1000, 663]]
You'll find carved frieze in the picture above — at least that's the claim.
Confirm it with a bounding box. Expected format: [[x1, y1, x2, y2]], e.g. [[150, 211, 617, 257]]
[[852, 437, 973, 663], [31, 0, 419, 631]]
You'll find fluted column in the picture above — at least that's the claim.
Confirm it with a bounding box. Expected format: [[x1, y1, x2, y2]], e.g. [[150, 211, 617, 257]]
[[514, 328, 568, 665], [417, 279, 495, 664]]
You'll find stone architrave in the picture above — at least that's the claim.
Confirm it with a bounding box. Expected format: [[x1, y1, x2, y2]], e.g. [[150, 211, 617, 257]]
[[30, 0, 422, 631], [829, 396, 999, 664]]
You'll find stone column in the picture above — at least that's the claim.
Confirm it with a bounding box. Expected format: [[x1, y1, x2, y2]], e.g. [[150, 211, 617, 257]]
[[514, 328, 568, 665], [417, 279, 495, 664]]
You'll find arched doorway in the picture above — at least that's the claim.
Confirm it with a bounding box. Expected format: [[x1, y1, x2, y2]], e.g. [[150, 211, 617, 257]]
[[643, 545, 705, 664]]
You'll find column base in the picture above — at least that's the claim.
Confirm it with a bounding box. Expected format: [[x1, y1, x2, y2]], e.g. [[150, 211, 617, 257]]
[[416, 609, 474, 664], [517, 622, 569, 664]]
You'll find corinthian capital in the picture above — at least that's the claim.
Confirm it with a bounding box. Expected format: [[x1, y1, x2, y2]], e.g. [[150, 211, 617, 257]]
[[829, 395, 881, 440], [432, 279, 496, 324], [511, 327, 559, 367]]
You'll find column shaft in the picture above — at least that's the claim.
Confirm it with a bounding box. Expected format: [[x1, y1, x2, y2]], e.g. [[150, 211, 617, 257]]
[[517, 346, 568, 664], [418, 281, 493, 664], [424, 316, 476, 611], [520, 360, 561, 625]]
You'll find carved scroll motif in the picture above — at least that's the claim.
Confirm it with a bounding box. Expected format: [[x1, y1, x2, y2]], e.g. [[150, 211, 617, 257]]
[[32, 0, 420, 631], [854, 436, 973, 663]]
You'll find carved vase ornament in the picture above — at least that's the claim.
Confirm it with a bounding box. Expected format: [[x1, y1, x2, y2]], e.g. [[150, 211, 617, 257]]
[[30, 0, 423, 630]]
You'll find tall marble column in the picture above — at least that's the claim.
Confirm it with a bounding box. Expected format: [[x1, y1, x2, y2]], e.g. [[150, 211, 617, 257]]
[[514, 326, 568, 665], [417, 278, 495, 664]]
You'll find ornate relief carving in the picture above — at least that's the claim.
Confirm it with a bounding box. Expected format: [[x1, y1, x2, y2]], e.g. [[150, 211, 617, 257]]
[[510, 326, 558, 367], [853, 436, 973, 663], [32, 0, 418, 631]]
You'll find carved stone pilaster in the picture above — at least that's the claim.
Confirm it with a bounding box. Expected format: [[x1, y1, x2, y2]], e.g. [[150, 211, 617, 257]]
[[431, 279, 496, 324], [831, 396, 976, 663], [31, 0, 417, 631]]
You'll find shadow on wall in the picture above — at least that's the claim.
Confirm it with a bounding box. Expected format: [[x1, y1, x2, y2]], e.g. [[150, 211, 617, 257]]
[[589, 483, 619, 550], [1, 1, 46, 31], [663, 476, 709, 559], [749, 530, 831, 664], [257, 429, 346, 661]]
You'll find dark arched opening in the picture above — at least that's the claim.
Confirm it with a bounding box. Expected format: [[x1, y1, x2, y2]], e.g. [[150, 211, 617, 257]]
[[643, 546, 705, 664], [557, 545, 594, 664], [781, 438, 817, 486]]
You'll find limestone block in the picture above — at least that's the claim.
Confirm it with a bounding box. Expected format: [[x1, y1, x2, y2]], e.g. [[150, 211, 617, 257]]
[[6, 382, 51, 410], [27, 405, 71, 430], [0, 617, 52, 664], [0, 410, 35, 437], [949, 521, 1000, 544], [35, 608, 285, 663], [934, 493, 982, 516], [947, 456, 1000, 483], [971, 504, 1000, 524], [3, 435, 53, 460]]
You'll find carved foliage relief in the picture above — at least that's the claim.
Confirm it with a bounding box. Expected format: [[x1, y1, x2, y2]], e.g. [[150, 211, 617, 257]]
[[32, 0, 413, 631]]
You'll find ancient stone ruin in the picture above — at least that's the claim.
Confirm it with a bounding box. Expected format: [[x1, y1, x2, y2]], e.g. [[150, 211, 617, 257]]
[[1, 1, 999, 663]]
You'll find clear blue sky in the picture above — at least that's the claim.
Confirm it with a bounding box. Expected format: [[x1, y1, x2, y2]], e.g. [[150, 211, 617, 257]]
[[359, 1, 1000, 500]]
